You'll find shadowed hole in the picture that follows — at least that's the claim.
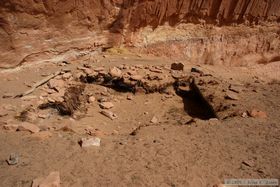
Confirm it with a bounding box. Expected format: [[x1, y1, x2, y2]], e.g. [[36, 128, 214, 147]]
[[175, 80, 217, 120]]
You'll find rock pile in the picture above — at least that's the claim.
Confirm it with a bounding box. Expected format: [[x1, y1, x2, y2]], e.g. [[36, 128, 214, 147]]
[[77, 64, 244, 120], [80, 64, 177, 94]]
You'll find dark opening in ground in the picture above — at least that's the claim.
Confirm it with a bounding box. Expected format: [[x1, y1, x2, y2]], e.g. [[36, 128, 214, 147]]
[[174, 80, 217, 120]]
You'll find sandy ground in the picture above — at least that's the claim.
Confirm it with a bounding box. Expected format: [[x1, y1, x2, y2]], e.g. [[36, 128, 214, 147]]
[[0, 54, 279, 187]]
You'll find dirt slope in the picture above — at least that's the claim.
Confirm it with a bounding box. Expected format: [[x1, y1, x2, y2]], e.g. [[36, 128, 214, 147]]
[[0, 54, 279, 186]]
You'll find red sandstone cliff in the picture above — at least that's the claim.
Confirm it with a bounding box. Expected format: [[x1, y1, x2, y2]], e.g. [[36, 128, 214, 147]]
[[113, 0, 280, 31], [0, 0, 280, 68]]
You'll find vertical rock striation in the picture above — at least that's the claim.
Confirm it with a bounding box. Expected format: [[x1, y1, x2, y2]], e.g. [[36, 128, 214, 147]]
[[113, 0, 280, 31]]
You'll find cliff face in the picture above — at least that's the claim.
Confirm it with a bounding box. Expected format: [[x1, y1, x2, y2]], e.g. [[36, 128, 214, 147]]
[[0, 0, 120, 68], [129, 24, 280, 67], [113, 0, 280, 31], [0, 0, 280, 68]]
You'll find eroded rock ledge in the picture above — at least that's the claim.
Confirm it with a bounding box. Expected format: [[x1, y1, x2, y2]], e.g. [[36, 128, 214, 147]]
[[0, 0, 280, 68]]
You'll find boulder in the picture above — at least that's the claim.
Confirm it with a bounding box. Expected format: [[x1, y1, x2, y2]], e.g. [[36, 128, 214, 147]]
[[151, 116, 159, 124], [79, 137, 101, 148], [18, 122, 40, 133], [3, 124, 19, 131], [249, 109, 267, 119], [225, 91, 239, 100], [109, 67, 122, 78], [99, 102, 114, 109], [100, 110, 117, 120], [48, 79, 65, 91]]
